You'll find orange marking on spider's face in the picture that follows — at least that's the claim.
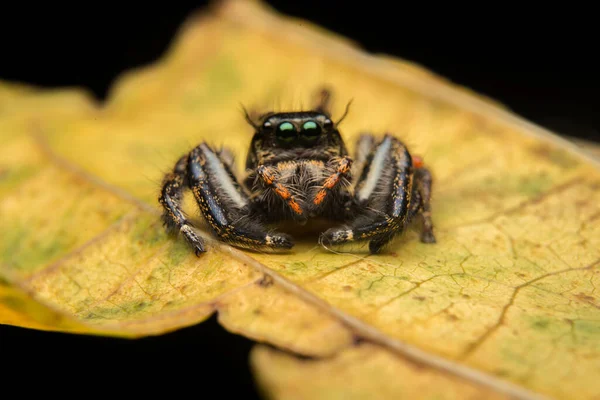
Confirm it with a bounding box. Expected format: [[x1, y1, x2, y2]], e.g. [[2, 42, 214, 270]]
[[314, 190, 327, 205], [413, 155, 424, 168], [289, 199, 303, 214]]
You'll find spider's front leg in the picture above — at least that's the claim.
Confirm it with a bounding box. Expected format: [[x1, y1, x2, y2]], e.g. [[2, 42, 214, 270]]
[[159, 154, 206, 255], [160, 144, 293, 255], [320, 134, 436, 254], [412, 164, 436, 244]]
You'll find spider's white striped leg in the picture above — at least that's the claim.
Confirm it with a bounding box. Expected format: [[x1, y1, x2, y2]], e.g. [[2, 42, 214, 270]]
[[320, 134, 435, 254], [413, 167, 436, 244], [159, 154, 206, 255], [188, 143, 294, 251], [160, 143, 294, 255]]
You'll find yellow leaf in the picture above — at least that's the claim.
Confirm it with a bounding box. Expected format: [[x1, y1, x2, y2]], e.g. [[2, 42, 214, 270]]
[[1, 1, 599, 399], [571, 137, 600, 161], [251, 343, 510, 400]]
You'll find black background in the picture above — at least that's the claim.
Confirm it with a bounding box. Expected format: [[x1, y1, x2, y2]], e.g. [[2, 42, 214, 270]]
[[1, 1, 598, 397]]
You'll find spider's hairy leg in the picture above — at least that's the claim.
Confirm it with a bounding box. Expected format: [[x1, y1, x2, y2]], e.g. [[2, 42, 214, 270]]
[[188, 144, 294, 252], [360, 151, 436, 252], [367, 168, 436, 251], [352, 134, 376, 176], [159, 154, 206, 255], [413, 166, 436, 244], [321, 134, 435, 253], [217, 147, 236, 170], [256, 165, 307, 222]]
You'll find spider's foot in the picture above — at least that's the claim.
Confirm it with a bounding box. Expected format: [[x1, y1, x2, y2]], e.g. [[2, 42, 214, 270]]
[[180, 225, 206, 256], [420, 230, 436, 244], [318, 228, 350, 248], [194, 245, 206, 257], [368, 237, 388, 254], [265, 233, 295, 249]]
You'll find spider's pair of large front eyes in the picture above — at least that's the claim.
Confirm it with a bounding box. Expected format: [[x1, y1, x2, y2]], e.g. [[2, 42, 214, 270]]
[[276, 121, 321, 143]]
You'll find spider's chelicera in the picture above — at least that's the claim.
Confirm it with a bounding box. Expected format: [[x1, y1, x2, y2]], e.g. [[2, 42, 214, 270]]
[[159, 88, 436, 256]]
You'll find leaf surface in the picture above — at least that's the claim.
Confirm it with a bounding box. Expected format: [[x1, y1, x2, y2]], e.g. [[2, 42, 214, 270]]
[[250, 343, 510, 400], [1, 1, 600, 399]]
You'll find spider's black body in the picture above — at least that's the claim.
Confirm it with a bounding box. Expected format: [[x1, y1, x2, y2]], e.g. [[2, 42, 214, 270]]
[[159, 89, 436, 255]]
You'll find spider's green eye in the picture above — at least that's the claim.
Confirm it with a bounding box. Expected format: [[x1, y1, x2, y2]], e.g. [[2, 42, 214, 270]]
[[301, 120, 321, 141], [276, 121, 296, 142]]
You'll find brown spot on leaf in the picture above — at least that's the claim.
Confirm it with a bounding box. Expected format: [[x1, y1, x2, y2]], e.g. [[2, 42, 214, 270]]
[[589, 211, 600, 222], [447, 313, 459, 321], [1, 295, 24, 310], [530, 143, 579, 169], [575, 292, 595, 303], [352, 335, 364, 346], [494, 369, 510, 378], [575, 199, 589, 208], [589, 180, 600, 190], [413, 296, 426, 302], [343, 285, 353, 292], [257, 274, 274, 288]]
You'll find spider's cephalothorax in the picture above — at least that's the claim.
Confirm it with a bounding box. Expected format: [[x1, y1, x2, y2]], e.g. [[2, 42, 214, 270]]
[[159, 88, 436, 256]]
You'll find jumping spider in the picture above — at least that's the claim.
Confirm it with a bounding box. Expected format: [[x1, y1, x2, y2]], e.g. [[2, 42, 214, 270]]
[[159, 88, 436, 255]]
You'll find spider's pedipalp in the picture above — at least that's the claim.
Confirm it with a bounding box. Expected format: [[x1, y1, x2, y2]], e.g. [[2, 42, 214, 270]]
[[311, 155, 353, 207], [256, 164, 307, 222]]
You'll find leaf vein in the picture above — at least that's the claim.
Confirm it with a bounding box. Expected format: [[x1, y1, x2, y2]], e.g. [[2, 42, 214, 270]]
[[460, 259, 600, 359]]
